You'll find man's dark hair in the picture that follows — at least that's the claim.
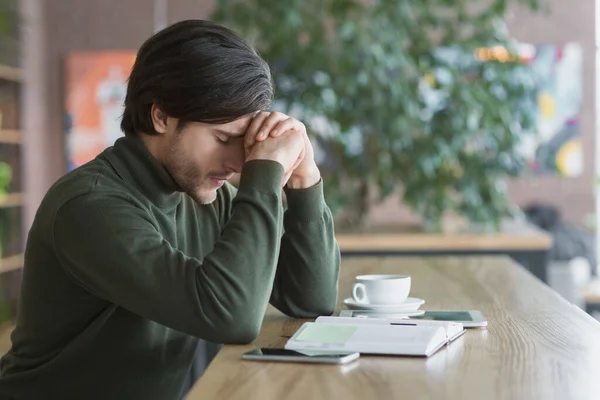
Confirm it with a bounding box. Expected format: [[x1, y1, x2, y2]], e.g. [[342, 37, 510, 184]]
[[121, 19, 273, 136]]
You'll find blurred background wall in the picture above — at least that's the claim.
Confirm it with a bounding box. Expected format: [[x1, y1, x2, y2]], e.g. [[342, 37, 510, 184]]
[[21, 0, 595, 232]]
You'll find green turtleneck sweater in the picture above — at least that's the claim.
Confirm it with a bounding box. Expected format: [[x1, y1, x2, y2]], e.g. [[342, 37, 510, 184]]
[[0, 136, 340, 399]]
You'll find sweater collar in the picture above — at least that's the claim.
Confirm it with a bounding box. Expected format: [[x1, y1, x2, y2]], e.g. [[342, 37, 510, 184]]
[[103, 135, 183, 209]]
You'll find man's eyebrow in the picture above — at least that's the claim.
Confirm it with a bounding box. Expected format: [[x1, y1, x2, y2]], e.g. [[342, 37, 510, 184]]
[[214, 128, 245, 138]]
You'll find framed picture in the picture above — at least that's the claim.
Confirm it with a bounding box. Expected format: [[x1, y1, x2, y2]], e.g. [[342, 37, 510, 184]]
[[65, 51, 136, 171]]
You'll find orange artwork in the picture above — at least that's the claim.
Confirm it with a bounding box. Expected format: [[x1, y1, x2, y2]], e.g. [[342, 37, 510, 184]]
[[65, 51, 136, 170]]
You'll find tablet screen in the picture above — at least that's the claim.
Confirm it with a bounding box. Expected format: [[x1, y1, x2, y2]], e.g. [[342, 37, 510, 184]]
[[413, 311, 473, 321]]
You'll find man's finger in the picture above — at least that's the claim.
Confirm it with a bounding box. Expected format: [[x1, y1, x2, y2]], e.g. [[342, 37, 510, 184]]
[[245, 111, 269, 148], [283, 148, 305, 186], [282, 170, 293, 187], [290, 146, 306, 172], [270, 118, 301, 138], [255, 112, 286, 142]]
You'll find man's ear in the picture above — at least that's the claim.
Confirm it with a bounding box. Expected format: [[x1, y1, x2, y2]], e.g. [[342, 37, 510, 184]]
[[151, 104, 170, 134]]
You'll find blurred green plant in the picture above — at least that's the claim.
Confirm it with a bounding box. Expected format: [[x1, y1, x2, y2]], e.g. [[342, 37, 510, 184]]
[[0, 0, 17, 33], [0, 161, 9, 197], [0, 0, 17, 323], [0, 161, 11, 255], [0, 162, 12, 322], [214, 0, 544, 231]]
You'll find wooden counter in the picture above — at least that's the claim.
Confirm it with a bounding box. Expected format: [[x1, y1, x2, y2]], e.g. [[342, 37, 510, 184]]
[[187, 256, 600, 400]]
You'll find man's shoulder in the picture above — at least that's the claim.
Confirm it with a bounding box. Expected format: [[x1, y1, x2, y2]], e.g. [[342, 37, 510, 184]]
[[26, 157, 136, 242], [42, 157, 134, 214]]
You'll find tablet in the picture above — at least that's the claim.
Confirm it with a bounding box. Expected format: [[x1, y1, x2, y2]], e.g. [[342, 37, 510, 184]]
[[409, 310, 487, 328]]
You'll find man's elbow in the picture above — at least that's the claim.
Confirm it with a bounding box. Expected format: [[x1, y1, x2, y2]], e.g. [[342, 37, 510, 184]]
[[287, 296, 338, 318], [312, 284, 339, 316], [217, 312, 262, 344], [305, 304, 336, 318], [222, 324, 260, 344], [309, 299, 337, 317]]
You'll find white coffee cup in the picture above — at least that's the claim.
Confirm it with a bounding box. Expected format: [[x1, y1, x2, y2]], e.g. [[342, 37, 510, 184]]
[[351, 274, 411, 305]]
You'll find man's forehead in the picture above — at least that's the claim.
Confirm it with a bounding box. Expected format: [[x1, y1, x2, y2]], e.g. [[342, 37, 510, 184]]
[[235, 114, 256, 130], [214, 114, 256, 136]]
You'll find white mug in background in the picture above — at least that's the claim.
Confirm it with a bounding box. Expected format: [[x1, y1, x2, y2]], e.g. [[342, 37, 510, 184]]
[[351, 274, 411, 305]]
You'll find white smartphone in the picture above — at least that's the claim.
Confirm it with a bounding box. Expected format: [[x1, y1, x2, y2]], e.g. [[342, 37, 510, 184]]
[[409, 310, 488, 327], [242, 348, 360, 364]]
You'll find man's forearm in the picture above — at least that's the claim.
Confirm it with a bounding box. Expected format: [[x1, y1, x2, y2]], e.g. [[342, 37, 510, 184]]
[[269, 181, 341, 317], [55, 161, 286, 344]]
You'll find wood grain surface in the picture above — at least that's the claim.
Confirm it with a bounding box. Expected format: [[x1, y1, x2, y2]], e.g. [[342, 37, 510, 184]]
[[336, 220, 552, 252], [187, 256, 600, 400]]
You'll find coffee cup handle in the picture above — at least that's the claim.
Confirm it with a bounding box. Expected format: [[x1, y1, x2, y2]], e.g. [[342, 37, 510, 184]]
[[352, 283, 369, 304]]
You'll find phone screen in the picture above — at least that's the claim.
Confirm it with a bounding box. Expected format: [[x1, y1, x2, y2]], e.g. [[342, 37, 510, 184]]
[[248, 348, 353, 358], [412, 311, 474, 321]]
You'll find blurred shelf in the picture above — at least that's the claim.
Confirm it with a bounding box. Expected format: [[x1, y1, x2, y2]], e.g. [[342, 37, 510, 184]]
[[0, 253, 23, 274], [0, 130, 21, 144], [0, 65, 22, 82], [0, 321, 14, 355], [337, 220, 552, 252], [0, 193, 23, 208]]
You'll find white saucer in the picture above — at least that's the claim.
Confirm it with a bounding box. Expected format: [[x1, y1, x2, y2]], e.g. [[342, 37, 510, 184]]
[[339, 308, 426, 318], [343, 297, 425, 311], [351, 309, 425, 317]]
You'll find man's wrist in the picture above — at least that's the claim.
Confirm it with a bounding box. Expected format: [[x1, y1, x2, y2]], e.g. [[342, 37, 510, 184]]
[[246, 153, 285, 168], [284, 169, 325, 222], [239, 160, 285, 194], [286, 166, 321, 189]]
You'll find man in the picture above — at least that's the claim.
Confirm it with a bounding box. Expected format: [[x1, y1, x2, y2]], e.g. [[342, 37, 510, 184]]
[[0, 19, 340, 399]]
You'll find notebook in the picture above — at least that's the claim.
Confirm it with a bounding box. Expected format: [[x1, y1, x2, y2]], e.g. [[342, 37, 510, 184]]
[[285, 316, 465, 357]]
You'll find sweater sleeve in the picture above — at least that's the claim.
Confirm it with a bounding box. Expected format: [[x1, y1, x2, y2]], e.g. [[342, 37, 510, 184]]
[[269, 180, 341, 317], [53, 160, 284, 344]]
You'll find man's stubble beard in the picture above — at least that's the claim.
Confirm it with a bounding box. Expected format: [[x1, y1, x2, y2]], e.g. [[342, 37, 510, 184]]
[[165, 142, 215, 205]]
